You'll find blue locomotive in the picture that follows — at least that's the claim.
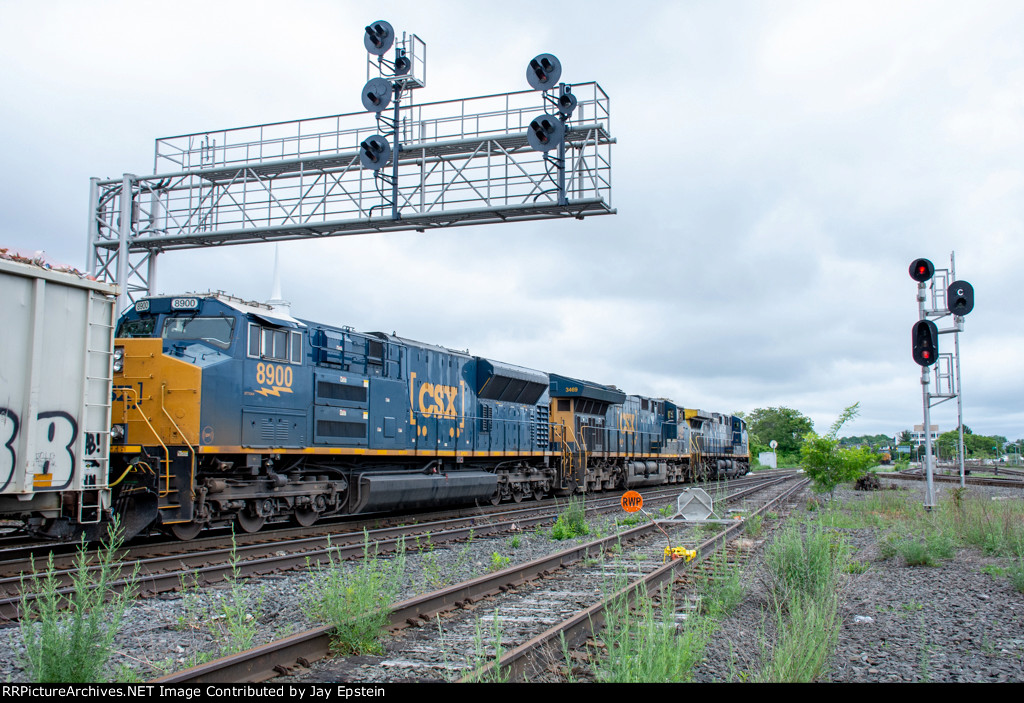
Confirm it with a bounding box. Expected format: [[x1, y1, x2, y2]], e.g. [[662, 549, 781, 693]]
[[109, 292, 748, 538]]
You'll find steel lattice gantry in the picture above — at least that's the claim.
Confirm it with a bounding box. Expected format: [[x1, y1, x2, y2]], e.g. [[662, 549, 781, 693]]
[[88, 84, 614, 310]]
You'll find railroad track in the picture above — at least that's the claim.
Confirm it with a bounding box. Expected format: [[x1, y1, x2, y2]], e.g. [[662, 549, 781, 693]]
[[885, 469, 1024, 490], [2, 473, 791, 621], [151, 473, 806, 683]]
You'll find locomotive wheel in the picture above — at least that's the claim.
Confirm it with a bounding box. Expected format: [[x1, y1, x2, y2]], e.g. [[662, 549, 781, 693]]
[[294, 508, 319, 527], [169, 521, 203, 540], [490, 488, 502, 506], [512, 487, 524, 503], [237, 510, 265, 533]]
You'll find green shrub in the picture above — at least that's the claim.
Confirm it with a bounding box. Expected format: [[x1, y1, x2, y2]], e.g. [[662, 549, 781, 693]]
[[551, 497, 590, 540], [19, 522, 140, 683], [489, 552, 511, 571], [300, 535, 405, 655]]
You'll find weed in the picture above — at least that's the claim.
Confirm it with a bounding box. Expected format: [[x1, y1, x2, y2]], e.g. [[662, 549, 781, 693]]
[[597, 584, 712, 682], [214, 531, 264, 654], [1009, 559, 1024, 594], [763, 521, 846, 602], [300, 534, 406, 655], [744, 513, 764, 539], [489, 552, 511, 571], [887, 530, 955, 567], [463, 611, 510, 683], [18, 520, 140, 683], [756, 593, 839, 682], [981, 564, 1009, 578], [700, 550, 745, 617], [422, 549, 446, 591], [551, 497, 590, 540], [844, 560, 869, 575], [508, 534, 521, 550], [616, 514, 645, 528], [918, 614, 931, 682]]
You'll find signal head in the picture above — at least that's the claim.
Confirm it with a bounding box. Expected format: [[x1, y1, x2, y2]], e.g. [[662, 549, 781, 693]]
[[946, 280, 975, 316], [911, 319, 939, 367], [557, 87, 577, 118], [909, 258, 934, 283], [527, 113, 565, 152], [359, 135, 392, 170], [394, 51, 412, 76], [527, 53, 562, 90], [361, 77, 394, 113], [364, 21, 395, 56]]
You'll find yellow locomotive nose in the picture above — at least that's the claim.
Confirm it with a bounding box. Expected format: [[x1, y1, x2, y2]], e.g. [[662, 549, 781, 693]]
[[111, 338, 202, 449]]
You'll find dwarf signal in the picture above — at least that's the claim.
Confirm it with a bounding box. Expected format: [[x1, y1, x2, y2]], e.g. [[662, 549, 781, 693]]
[[947, 280, 974, 316]]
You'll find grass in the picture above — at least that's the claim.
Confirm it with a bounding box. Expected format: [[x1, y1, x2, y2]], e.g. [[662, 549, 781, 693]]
[[755, 517, 848, 682], [461, 611, 511, 683], [214, 532, 264, 654], [597, 585, 712, 683], [300, 534, 406, 655], [881, 530, 955, 566], [19, 521, 140, 683], [762, 520, 847, 603], [550, 497, 590, 540], [743, 513, 764, 538], [699, 550, 746, 617], [756, 593, 840, 683]]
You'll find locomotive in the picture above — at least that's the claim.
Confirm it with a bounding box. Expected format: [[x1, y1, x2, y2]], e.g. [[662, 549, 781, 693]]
[[103, 291, 748, 539], [1, 277, 746, 540]]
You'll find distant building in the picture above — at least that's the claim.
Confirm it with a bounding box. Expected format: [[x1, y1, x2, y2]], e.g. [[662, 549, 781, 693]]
[[911, 424, 939, 447]]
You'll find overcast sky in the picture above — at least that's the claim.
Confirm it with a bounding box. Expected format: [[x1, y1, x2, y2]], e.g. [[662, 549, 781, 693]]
[[2, 1, 1022, 441]]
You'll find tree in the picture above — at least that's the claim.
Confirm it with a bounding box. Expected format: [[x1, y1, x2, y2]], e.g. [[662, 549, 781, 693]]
[[746, 407, 814, 454], [800, 403, 876, 499]]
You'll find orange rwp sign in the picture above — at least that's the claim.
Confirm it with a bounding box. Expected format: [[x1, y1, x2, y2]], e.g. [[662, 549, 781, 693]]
[[621, 490, 643, 513]]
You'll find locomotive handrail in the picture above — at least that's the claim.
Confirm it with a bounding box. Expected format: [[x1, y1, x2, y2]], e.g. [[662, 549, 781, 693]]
[[118, 387, 173, 497], [160, 384, 197, 502]]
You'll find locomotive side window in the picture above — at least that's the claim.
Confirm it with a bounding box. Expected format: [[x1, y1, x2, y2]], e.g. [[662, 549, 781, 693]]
[[248, 322, 302, 364], [263, 328, 289, 361], [162, 316, 235, 349], [117, 318, 155, 338]]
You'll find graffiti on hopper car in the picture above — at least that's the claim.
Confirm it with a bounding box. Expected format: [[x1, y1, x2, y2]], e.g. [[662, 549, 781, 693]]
[[0, 408, 79, 492]]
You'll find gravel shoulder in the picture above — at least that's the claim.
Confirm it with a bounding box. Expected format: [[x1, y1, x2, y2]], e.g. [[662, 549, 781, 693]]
[[693, 481, 1024, 683]]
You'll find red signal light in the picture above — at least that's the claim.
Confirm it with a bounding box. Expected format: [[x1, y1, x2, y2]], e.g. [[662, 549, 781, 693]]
[[909, 258, 935, 283]]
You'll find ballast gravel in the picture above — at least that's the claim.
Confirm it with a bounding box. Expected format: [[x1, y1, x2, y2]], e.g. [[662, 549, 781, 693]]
[[0, 477, 1022, 683], [693, 481, 1024, 683]]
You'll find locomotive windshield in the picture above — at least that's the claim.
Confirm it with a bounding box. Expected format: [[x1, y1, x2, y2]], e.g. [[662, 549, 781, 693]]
[[162, 315, 235, 349]]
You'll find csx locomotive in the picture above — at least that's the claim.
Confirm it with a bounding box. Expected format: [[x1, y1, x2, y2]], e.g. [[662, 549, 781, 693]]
[[104, 292, 748, 539]]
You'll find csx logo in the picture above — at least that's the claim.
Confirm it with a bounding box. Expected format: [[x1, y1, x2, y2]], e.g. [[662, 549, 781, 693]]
[[418, 382, 458, 418], [619, 413, 637, 432]]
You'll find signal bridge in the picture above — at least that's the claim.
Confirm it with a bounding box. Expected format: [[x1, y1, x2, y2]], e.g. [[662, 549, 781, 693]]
[[87, 23, 614, 311]]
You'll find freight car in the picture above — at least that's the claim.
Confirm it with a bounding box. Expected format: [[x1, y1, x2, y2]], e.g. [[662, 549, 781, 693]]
[[0, 257, 117, 537], [3, 284, 748, 539]]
